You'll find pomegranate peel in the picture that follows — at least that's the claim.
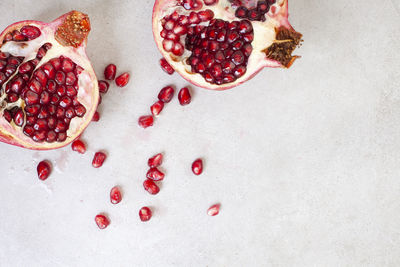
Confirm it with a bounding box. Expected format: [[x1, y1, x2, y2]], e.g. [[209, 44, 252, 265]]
[[0, 11, 99, 150], [152, 0, 302, 90]]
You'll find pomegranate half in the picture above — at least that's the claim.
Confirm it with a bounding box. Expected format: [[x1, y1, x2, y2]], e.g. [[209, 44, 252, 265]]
[[0, 11, 98, 150], [153, 0, 302, 90]]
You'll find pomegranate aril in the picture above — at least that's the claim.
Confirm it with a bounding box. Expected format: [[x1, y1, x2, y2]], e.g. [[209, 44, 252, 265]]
[[178, 87, 191, 106], [207, 204, 220, 216], [37, 160, 51, 180], [233, 65, 246, 77], [71, 139, 86, 154], [3, 110, 12, 122], [7, 93, 18, 103], [235, 7, 248, 18], [65, 72, 77, 85], [158, 86, 175, 103], [95, 214, 110, 229], [13, 109, 24, 127], [46, 131, 57, 143], [74, 105, 86, 117], [110, 186, 122, 204], [92, 111, 100, 122], [172, 42, 184, 56], [138, 115, 154, 129], [139, 207, 152, 222], [92, 151, 107, 168], [28, 79, 42, 94], [159, 58, 174, 75], [61, 58, 74, 72], [98, 80, 109, 94], [151, 101, 164, 116], [143, 179, 160, 195], [55, 71, 66, 85], [192, 158, 203, 175], [34, 119, 48, 131], [54, 120, 66, 133], [204, 0, 218, 5], [146, 167, 165, 181], [104, 64, 117, 80], [57, 132, 67, 142], [115, 72, 130, 87], [47, 80, 57, 93], [257, 1, 270, 13], [47, 116, 56, 129], [189, 12, 200, 24], [49, 58, 61, 70], [59, 96, 72, 108], [66, 85, 77, 97], [148, 153, 163, 168], [19, 62, 33, 74], [23, 126, 35, 137]]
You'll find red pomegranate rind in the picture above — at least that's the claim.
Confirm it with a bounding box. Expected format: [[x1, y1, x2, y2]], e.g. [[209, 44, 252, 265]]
[[37, 160, 51, 180], [148, 153, 163, 168], [192, 158, 203, 175], [104, 64, 116, 80], [207, 204, 220, 216], [178, 87, 191, 105], [115, 72, 130, 87], [71, 139, 86, 154], [160, 58, 175, 75], [146, 167, 165, 181], [92, 151, 107, 168], [110, 186, 122, 204], [0, 11, 99, 150], [139, 207, 152, 222], [143, 179, 160, 195], [95, 214, 110, 229]]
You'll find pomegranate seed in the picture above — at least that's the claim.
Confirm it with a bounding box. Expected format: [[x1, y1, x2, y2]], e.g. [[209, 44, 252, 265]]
[[71, 139, 86, 154], [158, 86, 175, 103], [207, 204, 220, 216], [198, 9, 214, 22], [159, 58, 175, 75], [92, 111, 100, 122], [139, 207, 152, 222], [92, 152, 107, 168], [146, 167, 165, 181], [115, 72, 130, 87], [104, 64, 116, 80], [95, 214, 110, 229], [178, 87, 191, 106], [110, 186, 122, 204], [138, 115, 154, 128], [148, 153, 163, 168], [20, 25, 41, 40], [192, 158, 203, 175], [204, 0, 218, 5], [37, 160, 51, 180], [143, 179, 160, 195], [150, 101, 164, 116], [98, 80, 109, 94]]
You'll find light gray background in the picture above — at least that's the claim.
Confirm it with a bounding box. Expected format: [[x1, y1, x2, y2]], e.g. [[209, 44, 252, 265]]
[[1, 0, 400, 266]]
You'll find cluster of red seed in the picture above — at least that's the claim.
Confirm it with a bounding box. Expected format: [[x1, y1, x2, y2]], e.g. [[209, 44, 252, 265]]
[[233, 0, 276, 21], [2, 25, 41, 44]]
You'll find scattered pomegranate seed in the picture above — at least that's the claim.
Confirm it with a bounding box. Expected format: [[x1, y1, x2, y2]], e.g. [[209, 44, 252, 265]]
[[37, 160, 51, 180], [143, 179, 160, 195], [146, 167, 165, 181], [178, 87, 192, 105], [95, 214, 110, 229], [104, 64, 116, 80], [150, 100, 164, 116], [98, 80, 109, 94], [110, 186, 122, 204], [158, 86, 175, 103], [139, 207, 152, 222], [138, 115, 154, 128], [192, 158, 203, 175], [159, 58, 175, 75], [71, 139, 86, 154], [92, 111, 100, 122], [115, 72, 130, 87], [92, 151, 107, 168], [207, 204, 220, 216], [148, 153, 163, 168]]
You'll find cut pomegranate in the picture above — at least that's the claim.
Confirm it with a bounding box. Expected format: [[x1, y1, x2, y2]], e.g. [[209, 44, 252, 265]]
[[151, 100, 164, 116], [115, 72, 130, 87], [98, 80, 109, 94], [160, 57, 175, 75], [148, 153, 163, 168], [95, 214, 110, 229], [0, 11, 99, 150], [37, 160, 51, 180], [143, 179, 160, 195], [192, 158, 203, 175], [104, 64, 116, 80], [153, 0, 302, 90], [139, 207, 152, 222], [138, 115, 154, 128], [110, 186, 122, 204], [92, 151, 107, 168], [158, 86, 175, 103], [146, 167, 165, 181], [71, 139, 86, 154], [92, 111, 100, 122], [207, 204, 220, 216], [178, 87, 191, 105]]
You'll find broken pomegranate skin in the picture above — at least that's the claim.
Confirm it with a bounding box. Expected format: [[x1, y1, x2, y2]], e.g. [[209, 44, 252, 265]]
[[160, 58, 175, 75], [148, 153, 163, 168], [104, 64, 116, 80], [178, 87, 191, 105], [138, 115, 154, 128], [95, 214, 110, 229], [139, 207, 152, 222], [151, 100, 165, 116], [98, 80, 109, 94], [37, 160, 51, 180], [146, 167, 165, 181], [110, 186, 122, 204], [207, 204, 220, 216], [143, 179, 160, 195], [115, 72, 130, 87], [152, 0, 302, 90], [71, 139, 86, 154], [192, 158, 203, 175], [158, 86, 175, 103], [0, 11, 99, 150], [92, 151, 107, 168]]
